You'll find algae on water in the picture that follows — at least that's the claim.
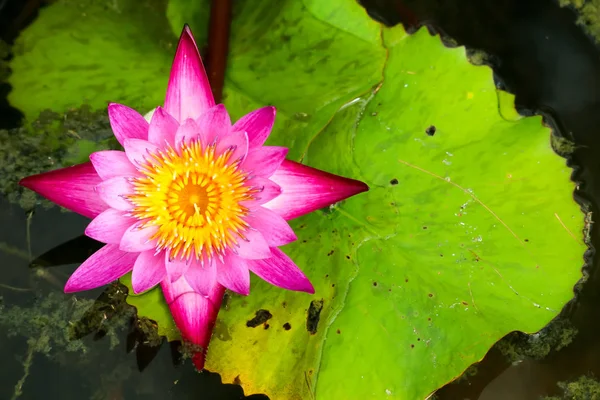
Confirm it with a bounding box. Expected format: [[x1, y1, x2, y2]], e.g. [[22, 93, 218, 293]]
[[543, 374, 600, 400], [559, 0, 600, 43], [496, 318, 578, 363], [0, 106, 119, 210]]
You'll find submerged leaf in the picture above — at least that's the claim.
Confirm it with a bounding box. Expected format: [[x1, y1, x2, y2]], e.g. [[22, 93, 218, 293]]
[[120, 273, 181, 342]]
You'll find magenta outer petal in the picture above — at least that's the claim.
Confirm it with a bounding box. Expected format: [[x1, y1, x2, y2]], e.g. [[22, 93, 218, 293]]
[[165, 254, 190, 282], [164, 25, 215, 122], [174, 118, 201, 149], [131, 250, 167, 294], [90, 150, 140, 180], [160, 277, 225, 370], [85, 208, 136, 244], [245, 206, 296, 247], [265, 160, 369, 220], [19, 162, 108, 219], [120, 222, 158, 252], [184, 258, 217, 297], [247, 247, 314, 293], [235, 229, 271, 260], [216, 130, 248, 163], [232, 106, 276, 148], [96, 176, 135, 211], [241, 177, 282, 208], [64, 244, 137, 293], [241, 146, 287, 177], [148, 106, 180, 147], [108, 103, 149, 146], [196, 104, 231, 145], [123, 138, 161, 168], [216, 254, 250, 296]]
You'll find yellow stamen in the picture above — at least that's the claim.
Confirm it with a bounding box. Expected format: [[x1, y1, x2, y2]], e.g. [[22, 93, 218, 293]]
[[127, 141, 254, 261]]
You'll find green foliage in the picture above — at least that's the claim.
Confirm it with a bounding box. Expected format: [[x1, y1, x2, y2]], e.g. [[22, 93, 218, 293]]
[[496, 318, 578, 362], [0, 288, 133, 357], [7, 0, 177, 119], [120, 272, 181, 341], [0, 106, 119, 210], [559, 0, 600, 42], [6, 0, 586, 399], [543, 375, 600, 400]]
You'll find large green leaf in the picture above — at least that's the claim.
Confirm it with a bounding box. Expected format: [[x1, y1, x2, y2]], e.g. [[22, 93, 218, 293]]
[[7, 0, 585, 399], [212, 3, 585, 399], [8, 0, 176, 118]]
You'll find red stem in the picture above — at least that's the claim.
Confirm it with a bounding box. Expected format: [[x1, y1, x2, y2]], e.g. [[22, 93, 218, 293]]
[[205, 0, 232, 104]]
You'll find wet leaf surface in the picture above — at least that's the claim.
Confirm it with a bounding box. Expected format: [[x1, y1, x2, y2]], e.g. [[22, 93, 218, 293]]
[[7, 0, 587, 398]]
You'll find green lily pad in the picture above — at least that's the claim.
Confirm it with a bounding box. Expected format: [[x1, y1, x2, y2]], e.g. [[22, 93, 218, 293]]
[[208, 2, 585, 400], [8, 0, 177, 119], [8, 0, 585, 399]]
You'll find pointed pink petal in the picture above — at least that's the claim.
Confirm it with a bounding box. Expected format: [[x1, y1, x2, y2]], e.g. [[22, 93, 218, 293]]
[[148, 106, 180, 147], [216, 254, 250, 295], [64, 244, 137, 293], [131, 250, 167, 294], [242, 146, 287, 177], [235, 229, 271, 260], [232, 106, 276, 148], [96, 176, 135, 211], [184, 258, 217, 297], [196, 104, 231, 145], [85, 208, 136, 244], [164, 25, 215, 122], [265, 160, 369, 220], [108, 103, 149, 146], [123, 138, 161, 168], [19, 162, 108, 219], [245, 206, 296, 247], [120, 222, 158, 252], [247, 248, 314, 293], [160, 277, 225, 370], [241, 177, 282, 208], [165, 254, 190, 282], [174, 118, 201, 149], [216, 130, 248, 163], [90, 150, 140, 180]]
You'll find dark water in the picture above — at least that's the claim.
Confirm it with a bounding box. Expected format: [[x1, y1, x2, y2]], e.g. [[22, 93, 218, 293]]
[[2, 0, 600, 399]]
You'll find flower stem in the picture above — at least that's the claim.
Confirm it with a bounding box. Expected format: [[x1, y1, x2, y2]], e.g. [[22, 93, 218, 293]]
[[206, 0, 232, 103], [11, 341, 35, 400]]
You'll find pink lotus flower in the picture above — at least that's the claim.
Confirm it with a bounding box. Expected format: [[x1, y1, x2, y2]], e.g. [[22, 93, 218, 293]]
[[19, 26, 368, 368]]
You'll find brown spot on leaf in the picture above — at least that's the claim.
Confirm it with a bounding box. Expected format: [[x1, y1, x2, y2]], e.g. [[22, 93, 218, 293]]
[[246, 309, 273, 328], [306, 299, 324, 335]]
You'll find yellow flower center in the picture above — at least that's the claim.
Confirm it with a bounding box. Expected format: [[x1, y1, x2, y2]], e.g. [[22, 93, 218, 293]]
[[127, 141, 254, 261]]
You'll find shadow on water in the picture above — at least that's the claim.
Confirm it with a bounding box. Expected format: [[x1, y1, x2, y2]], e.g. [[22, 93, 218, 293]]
[[2, 0, 600, 398], [360, 0, 600, 399]]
